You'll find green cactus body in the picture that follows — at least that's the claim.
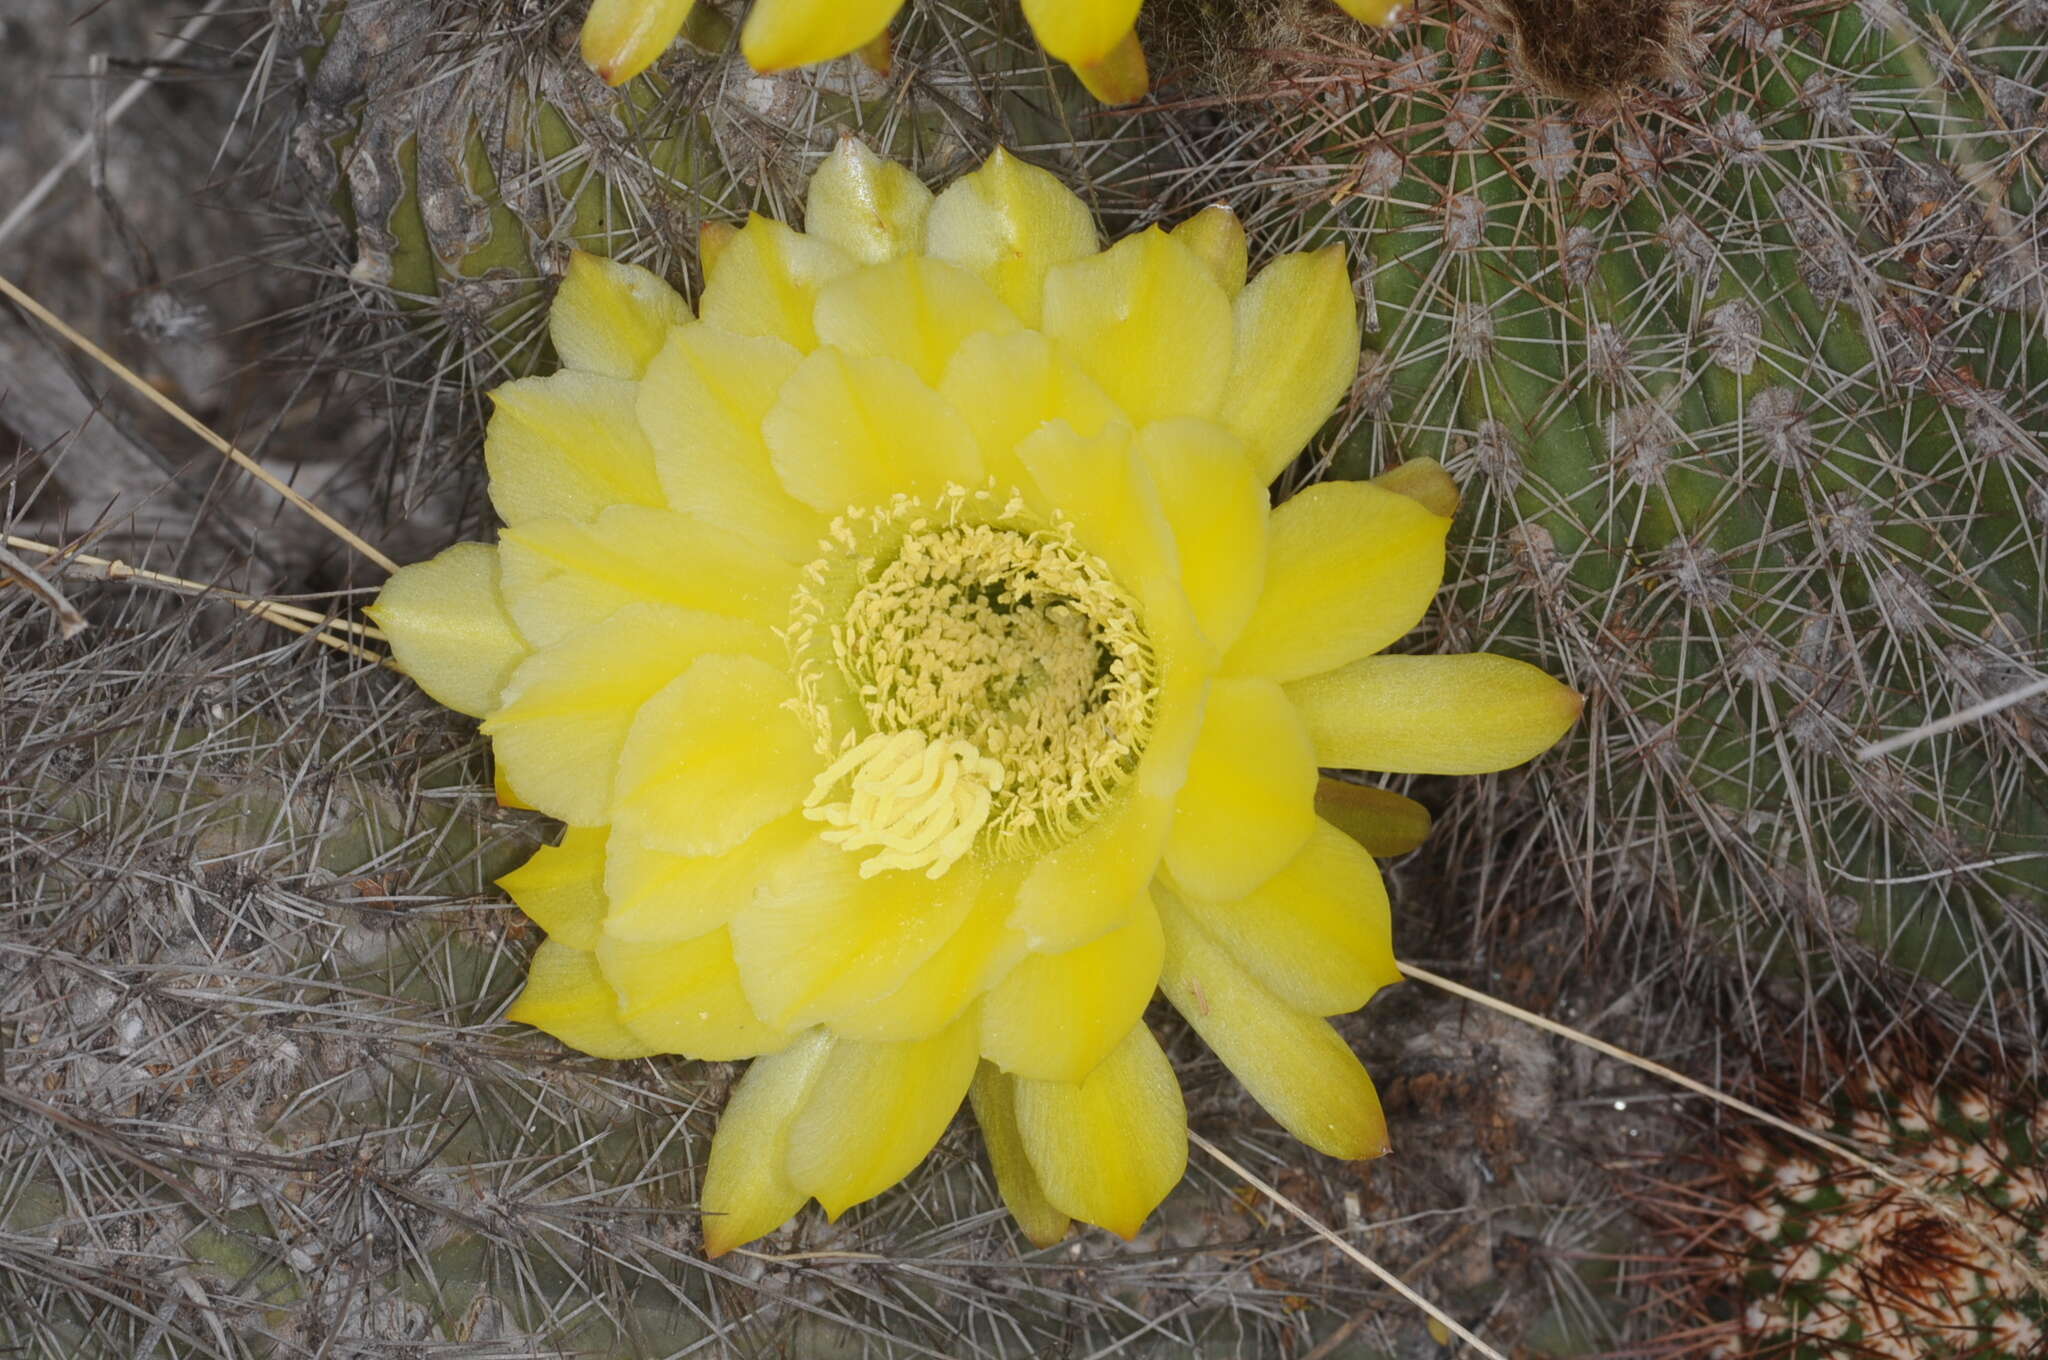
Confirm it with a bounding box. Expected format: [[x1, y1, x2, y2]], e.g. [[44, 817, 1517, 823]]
[[1280, 0, 2048, 1020]]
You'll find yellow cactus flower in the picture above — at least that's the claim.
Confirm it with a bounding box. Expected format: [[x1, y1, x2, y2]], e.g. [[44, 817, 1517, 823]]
[[578, 0, 1404, 99], [367, 140, 1581, 1254]]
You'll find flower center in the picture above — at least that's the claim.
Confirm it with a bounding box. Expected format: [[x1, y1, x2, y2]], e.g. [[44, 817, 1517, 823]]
[[788, 488, 1156, 878]]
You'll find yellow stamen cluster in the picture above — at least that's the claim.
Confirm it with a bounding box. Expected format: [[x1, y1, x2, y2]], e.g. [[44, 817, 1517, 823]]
[[789, 488, 1156, 872], [802, 729, 1005, 878]]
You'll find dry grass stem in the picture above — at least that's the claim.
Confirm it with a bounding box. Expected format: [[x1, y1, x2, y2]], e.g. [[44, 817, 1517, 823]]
[[0, 273, 399, 575], [3, 533, 390, 662]]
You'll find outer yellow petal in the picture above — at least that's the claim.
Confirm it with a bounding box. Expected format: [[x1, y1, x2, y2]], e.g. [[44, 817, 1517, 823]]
[[602, 814, 812, 943], [549, 251, 691, 377], [595, 927, 794, 1058], [499, 826, 608, 950], [1042, 226, 1233, 428], [1157, 895, 1388, 1159], [763, 349, 983, 513], [608, 654, 818, 858], [1013, 420, 1177, 603], [805, 137, 933, 265], [638, 323, 824, 564], [968, 1063, 1071, 1247], [1371, 457, 1459, 518], [1019, 0, 1142, 65], [485, 372, 665, 527], [1165, 675, 1319, 903], [732, 840, 980, 1029], [497, 505, 798, 647], [1315, 778, 1432, 858], [702, 1030, 834, 1256], [813, 255, 1021, 385], [504, 939, 655, 1059], [1067, 29, 1149, 104], [365, 542, 526, 719], [1331, 0, 1405, 24], [832, 866, 1031, 1043], [697, 215, 852, 351], [980, 892, 1163, 1083], [1170, 206, 1247, 297], [1286, 653, 1584, 774], [1174, 820, 1401, 1016], [783, 1015, 980, 1217], [580, 0, 694, 84], [1008, 791, 1170, 952], [939, 330, 1122, 490], [1224, 247, 1361, 483], [1223, 481, 1450, 683], [483, 603, 779, 825], [1135, 420, 1267, 652], [1012, 1024, 1186, 1238], [925, 148, 1098, 327], [741, 0, 901, 71]]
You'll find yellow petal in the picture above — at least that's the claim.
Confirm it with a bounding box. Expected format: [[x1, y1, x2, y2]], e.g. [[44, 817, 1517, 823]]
[[702, 1029, 834, 1256], [732, 840, 980, 1029], [595, 927, 794, 1058], [549, 251, 691, 377], [1165, 675, 1319, 902], [602, 814, 813, 943], [1135, 420, 1267, 652], [638, 323, 825, 564], [1371, 457, 1459, 518], [1012, 1024, 1186, 1238], [1287, 653, 1584, 774], [1067, 29, 1150, 104], [783, 1015, 980, 1217], [609, 653, 819, 857], [497, 505, 798, 648], [938, 330, 1122, 490], [1013, 420, 1177, 602], [1223, 481, 1450, 683], [504, 939, 655, 1059], [1042, 226, 1233, 428], [805, 137, 933, 265], [1225, 246, 1361, 483], [483, 603, 778, 825], [1157, 895, 1388, 1158], [365, 542, 525, 719], [1174, 820, 1400, 1016], [762, 349, 983, 513], [698, 220, 739, 277], [980, 892, 1163, 1083], [1315, 778, 1432, 858], [813, 255, 1021, 385], [831, 866, 1030, 1043], [1170, 206, 1247, 297], [697, 215, 852, 351], [485, 372, 665, 527], [499, 826, 609, 951], [1331, 0, 1405, 24], [580, 0, 694, 84], [740, 0, 901, 70], [1019, 0, 1142, 65], [1008, 791, 1170, 952], [968, 1063, 1072, 1247], [925, 148, 1098, 327]]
